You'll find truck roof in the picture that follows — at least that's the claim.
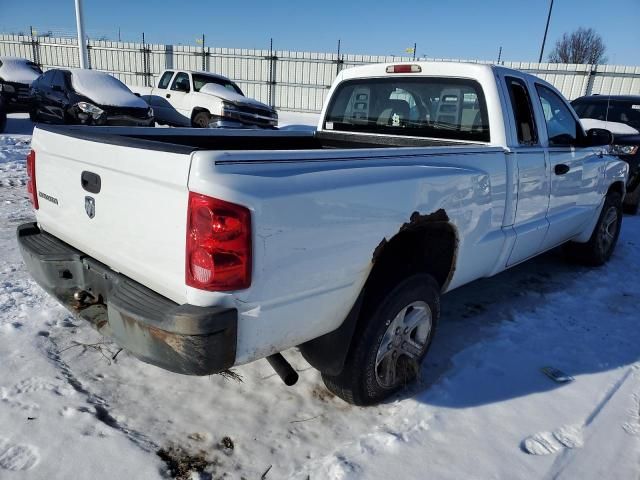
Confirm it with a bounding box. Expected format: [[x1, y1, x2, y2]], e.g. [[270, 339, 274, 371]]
[[174, 69, 232, 82], [338, 61, 540, 84]]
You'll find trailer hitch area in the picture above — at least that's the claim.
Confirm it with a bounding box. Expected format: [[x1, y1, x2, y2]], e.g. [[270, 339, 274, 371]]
[[72, 290, 104, 311]]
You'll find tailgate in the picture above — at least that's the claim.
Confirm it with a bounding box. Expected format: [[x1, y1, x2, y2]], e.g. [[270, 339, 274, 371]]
[[31, 127, 192, 304]]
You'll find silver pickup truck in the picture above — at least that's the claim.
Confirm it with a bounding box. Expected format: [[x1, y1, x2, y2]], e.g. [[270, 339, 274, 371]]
[[18, 62, 627, 405]]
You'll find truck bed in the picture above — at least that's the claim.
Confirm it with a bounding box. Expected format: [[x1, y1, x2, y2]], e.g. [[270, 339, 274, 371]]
[[36, 124, 486, 153]]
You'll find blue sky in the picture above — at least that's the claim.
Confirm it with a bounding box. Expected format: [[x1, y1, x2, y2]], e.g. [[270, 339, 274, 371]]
[[1, 0, 639, 64]]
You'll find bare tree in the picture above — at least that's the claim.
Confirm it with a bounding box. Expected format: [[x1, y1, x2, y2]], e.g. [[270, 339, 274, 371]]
[[548, 27, 607, 64]]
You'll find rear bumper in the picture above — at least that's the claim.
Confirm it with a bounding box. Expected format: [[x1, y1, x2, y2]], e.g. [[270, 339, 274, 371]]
[[17, 223, 237, 375]]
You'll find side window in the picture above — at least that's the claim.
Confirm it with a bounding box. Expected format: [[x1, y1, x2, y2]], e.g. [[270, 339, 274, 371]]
[[536, 84, 580, 146], [51, 71, 66, 90], [38, 70, 54, 87], [157, 71, 174, 89], [170, 72, 190, 92], [506, 77, 538, 145]]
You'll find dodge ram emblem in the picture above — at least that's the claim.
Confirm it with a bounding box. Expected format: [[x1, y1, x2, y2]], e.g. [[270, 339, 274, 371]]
[[85, 196, 95, 219]]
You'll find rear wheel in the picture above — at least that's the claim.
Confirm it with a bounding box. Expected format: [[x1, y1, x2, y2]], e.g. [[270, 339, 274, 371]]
[[192, 111, 211, 128], [322, 274, 440, 406], [565, 191, 622, 266]]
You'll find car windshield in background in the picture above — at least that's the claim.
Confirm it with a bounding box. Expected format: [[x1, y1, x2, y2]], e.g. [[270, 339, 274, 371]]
[[192, 74, 243, 95], [572, 98, 640, 132], [26, 61, 42, 75], [324, 77, 490, 142]]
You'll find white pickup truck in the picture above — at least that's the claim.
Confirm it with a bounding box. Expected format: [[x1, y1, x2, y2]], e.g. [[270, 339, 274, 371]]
[[130, 69, 278, 128], [19, 62, 627, 405]]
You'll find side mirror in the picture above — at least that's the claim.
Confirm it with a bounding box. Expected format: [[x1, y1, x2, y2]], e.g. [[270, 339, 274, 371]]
[[134, 92, 141, 97], [584, 128, 613, 147]]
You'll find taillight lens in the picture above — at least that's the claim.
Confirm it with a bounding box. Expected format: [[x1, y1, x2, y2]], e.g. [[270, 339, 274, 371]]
[[26, 149, 39, 210], [186, 192, 252, 291]]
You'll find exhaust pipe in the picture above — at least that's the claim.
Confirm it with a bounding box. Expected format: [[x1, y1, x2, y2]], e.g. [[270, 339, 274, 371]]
[[266, 353, 299, 386]]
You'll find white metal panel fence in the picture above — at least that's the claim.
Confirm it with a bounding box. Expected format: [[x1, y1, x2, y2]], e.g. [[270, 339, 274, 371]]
[[1, 33, 639, 112]]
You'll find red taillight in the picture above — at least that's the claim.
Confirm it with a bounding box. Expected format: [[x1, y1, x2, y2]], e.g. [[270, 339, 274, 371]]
[[385, 64, 422, 74], [186, 192, 252, 291], [26, 149, 39, 210]]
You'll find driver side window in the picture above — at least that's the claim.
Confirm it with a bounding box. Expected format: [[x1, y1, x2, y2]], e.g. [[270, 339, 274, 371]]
[[536, 84, 579, 146], [171, 72, 190, 92]]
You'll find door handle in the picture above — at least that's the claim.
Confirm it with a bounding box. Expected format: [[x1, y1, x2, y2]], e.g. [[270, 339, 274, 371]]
[[165, 93, 171, 98], [554, 164, 570, 175]]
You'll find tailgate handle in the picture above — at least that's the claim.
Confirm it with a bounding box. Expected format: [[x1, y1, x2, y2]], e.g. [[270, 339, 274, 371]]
[[81, 171, 101, 194]]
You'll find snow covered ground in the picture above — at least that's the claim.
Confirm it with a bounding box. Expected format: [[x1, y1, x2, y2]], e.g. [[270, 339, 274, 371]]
[[1, 112, 639, 479]]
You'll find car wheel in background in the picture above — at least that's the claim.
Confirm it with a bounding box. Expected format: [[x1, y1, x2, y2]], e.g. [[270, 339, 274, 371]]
[[565, 191, 623, 266], [0, 100, 6, 133], [192, 111, 211, 128], [321, 273, 440, 406]]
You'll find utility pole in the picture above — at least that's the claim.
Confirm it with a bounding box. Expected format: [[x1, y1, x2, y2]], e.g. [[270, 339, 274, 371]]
[[413, 42, 417, 61], [538, 0, 554, 63], [74, 0, 89, 68], [497, 46, 502, 64]]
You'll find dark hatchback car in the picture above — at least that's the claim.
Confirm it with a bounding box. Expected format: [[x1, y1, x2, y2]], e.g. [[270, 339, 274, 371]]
[[30, 68, 154, 126], [572, 95, 640, 214]]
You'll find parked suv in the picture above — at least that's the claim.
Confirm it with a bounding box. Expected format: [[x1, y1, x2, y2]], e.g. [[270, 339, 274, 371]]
[[30, 68, 154, 126], [572, 95, 640, 214]]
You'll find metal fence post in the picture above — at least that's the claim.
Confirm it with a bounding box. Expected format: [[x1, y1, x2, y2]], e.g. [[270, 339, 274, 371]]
[[335, 39, 344, 78], [201, 34, 206, 71], [29, 26, 41, 68], [584, 65, 598, 96], [141, 32, 151, 86], [267, 38, 277, 108], [86, 39, 92, 69]]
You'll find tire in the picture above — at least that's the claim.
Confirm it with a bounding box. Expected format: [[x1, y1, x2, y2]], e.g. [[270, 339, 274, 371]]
[[192, 111, 211, 128], [322, 274, 440, 406], [565, 191, 623, 266]]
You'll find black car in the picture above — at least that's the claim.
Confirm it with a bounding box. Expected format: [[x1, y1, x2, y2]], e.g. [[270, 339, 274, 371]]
[[0, 57, 42, 113], [0, 94, 6, 133], [30, 68, 154, 126], [572, 95, 640, 214]]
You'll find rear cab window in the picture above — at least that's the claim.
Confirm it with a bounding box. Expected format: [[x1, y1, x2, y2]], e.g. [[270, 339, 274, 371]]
[[324, 77, 490, 142], [157, 71, 174, 89]]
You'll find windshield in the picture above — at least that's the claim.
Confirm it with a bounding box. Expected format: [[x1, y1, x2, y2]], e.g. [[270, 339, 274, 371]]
[[572, 98, 640, 132], [26, 61, 43, 75], [324, 77, 490, 142], [192, 74, 243, 95]]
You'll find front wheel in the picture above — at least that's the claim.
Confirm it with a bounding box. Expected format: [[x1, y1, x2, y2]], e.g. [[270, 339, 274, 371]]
[[192, 111, 211, 128], [322, 274, 440, 406], [565, 191, 622, 266]]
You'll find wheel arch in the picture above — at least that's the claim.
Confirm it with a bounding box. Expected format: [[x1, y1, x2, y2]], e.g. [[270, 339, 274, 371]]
[[300, 209, 458, 375]]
